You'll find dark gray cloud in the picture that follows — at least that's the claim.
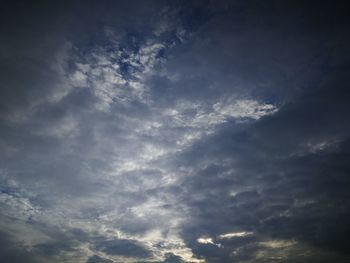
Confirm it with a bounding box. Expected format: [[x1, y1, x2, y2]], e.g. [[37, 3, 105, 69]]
[[1, 0, 350, 262], [95, 239, 151, 258], [175, 80, 350, 262], [86, 255, 114, 263]]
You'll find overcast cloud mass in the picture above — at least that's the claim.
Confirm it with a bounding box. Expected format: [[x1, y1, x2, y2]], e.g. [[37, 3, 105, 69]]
[[1, 0, 350, 262]]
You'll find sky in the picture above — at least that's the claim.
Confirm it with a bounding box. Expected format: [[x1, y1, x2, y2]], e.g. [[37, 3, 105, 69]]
[[1, 0, 350, 262]]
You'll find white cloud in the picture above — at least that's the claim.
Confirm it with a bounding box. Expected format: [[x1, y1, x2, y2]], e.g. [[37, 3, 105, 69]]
[[0, 192, 40, 220], [259, 239, 297, 249], [197, 237, 215, 245], [213, 99, 278, 121], [197, 237, 222, 248], [70, 71, 88, 87], [218, 231, 254, 239]]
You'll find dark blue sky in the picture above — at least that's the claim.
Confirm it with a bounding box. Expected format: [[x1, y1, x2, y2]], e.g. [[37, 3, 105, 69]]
[[1, 1, 350, 262]]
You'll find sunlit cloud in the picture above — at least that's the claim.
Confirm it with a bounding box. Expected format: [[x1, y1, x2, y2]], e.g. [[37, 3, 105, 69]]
[[218, 231, 254, 239]]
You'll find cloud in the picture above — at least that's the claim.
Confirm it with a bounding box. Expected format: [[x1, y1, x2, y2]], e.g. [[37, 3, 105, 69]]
[[94, 239, 152, 258], [197, 237, 215, 246], [1, 1, 350, 263], [86, 255, 113, 263], [218, 232, 253, 239]]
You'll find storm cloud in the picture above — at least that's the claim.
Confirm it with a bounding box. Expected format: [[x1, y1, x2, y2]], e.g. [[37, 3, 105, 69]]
[[1, 0, 350, 262]]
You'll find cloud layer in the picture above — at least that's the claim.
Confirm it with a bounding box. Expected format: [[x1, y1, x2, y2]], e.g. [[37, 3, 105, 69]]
[[1, 0, 350, 262]]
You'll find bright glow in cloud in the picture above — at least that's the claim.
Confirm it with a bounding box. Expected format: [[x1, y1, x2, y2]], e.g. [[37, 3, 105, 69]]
[[218, 231, 254, 239], [197, 237, 223, 248], [213, 99, 278, 121], [259, 239, 297, 249], [197, 237, 215, 245]]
